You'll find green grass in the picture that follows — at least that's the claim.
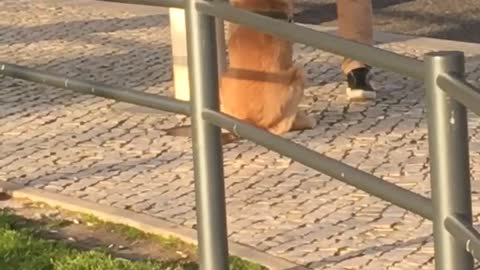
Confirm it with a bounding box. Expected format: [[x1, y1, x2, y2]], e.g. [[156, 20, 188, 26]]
[[79, 213, 195, 252], [0, 211, 196, 270], [80, 214, 264, 270], [0, 210, 265, 270]]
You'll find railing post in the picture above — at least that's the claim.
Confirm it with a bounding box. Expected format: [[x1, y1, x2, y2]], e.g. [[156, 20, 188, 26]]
[[425, 51, 473, 270], [184, 0, 229, 269]]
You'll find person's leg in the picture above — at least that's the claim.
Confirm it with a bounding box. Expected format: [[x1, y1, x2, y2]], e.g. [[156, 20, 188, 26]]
[[337, 0, 375, 101]]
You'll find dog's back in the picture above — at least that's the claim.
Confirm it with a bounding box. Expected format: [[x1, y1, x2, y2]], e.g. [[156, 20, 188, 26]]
[[220, 0, 314, 134], [227, 30, 292, 74], [228, 0, 293, 71]]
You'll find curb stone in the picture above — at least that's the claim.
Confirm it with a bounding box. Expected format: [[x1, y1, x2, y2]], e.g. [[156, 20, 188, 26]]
[[0, 181, 310, 270]]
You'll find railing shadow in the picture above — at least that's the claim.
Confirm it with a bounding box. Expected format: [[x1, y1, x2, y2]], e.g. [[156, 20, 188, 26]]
[[295, 0, 480, 43], [307, 235, 431, 268], [294, 0, 415, 25]]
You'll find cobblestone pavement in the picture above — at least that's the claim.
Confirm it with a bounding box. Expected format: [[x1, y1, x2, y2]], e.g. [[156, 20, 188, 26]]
[[1, 1, 480, 269]]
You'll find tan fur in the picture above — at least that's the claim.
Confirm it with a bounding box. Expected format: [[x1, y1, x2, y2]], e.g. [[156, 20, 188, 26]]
[[219, 0, 315, 135]]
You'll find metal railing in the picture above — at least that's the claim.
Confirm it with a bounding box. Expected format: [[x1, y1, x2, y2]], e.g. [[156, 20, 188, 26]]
[[2, 0, 480, 269]]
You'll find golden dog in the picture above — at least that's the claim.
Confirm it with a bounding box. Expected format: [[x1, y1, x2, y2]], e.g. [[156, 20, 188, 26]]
[[220, 0, 315, 135], [167, 0, 315, 142]]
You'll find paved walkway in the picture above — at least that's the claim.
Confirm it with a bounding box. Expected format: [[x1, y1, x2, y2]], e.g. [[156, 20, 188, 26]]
[[1, 1, 480, 269]]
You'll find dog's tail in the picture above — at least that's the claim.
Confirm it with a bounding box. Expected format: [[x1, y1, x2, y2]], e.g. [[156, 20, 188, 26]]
[[165, 125, 239, 145]]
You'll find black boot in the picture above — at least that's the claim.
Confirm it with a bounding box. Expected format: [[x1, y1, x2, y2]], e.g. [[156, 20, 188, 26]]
[[346, 67, 376, 101]]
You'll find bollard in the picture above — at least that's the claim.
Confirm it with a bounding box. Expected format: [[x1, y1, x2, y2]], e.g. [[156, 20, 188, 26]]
[[169, 8, 226, 102], [169, 8, 191, 101], [425, 51, 474, 270]]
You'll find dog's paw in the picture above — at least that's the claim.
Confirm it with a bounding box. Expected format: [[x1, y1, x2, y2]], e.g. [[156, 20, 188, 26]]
[[304, 115, 317, 129], [292, 112, 316, 130]]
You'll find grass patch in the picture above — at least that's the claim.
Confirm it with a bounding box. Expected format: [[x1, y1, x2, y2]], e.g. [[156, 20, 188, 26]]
[[0, 207, 265, 270], [0, 211, 195, 270], [80, 213, 264, 270], [79, 213, 195, 252]]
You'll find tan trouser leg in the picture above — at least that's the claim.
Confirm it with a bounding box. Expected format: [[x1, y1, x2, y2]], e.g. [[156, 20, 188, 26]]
[[337, 0, 374, 74]]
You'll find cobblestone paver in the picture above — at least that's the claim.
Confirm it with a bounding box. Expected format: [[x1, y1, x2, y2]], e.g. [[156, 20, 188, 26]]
[[2, 1, 480, 269]]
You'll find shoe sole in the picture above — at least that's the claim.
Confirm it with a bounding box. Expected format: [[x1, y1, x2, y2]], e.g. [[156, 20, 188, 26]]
[[346, 88, 376, 101]]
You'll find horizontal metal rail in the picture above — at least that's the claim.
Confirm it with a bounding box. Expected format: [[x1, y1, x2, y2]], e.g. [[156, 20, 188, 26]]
[[445, 215, 480, 261], [203, 108, 434, 220], [196, 1, 424, 81], [98, 0, 185, 9], [437, 73, 480, 117], [0, 62, 190, 116]]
